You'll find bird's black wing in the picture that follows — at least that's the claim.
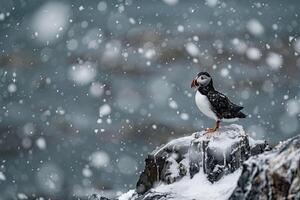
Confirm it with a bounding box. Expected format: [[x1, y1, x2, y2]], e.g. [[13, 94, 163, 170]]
[[207, 90, 243, 119]]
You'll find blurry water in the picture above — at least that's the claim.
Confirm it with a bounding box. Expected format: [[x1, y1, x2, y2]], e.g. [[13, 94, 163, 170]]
[[0, 0, 300, 199]]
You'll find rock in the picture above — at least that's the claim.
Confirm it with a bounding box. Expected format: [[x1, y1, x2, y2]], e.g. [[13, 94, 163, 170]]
[[189, 125, 251, 182], [101, 124, 270, 200], [248, 137, 270, 156], [229, 135, 300, 200], [134, 124, 268, 196], [136, 135, 193, 194]]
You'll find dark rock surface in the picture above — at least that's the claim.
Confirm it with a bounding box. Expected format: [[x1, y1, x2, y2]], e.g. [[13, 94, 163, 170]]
[[229, 135, 300, 200]]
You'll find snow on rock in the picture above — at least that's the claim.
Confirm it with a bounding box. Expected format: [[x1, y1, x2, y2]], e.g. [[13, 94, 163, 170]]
[[98, 124, 269, 200], [189, 124, 266, 182], [135, 125, 267, 199], [152, 169, 242, 200], [230, 135, 300, 200]]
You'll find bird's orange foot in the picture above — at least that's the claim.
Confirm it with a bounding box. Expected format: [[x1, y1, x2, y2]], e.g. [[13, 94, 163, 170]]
[[205, 127, 216, 134]]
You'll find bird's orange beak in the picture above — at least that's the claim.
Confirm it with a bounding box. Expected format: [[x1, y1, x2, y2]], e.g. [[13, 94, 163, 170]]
[[191, 79, 199, 88]]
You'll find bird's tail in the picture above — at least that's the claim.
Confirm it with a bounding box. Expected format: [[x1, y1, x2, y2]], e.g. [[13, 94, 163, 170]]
[[236, 111, 246, 118]]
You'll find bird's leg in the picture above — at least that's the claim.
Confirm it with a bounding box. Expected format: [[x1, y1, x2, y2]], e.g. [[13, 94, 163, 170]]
[[205, 121, 220, 133]]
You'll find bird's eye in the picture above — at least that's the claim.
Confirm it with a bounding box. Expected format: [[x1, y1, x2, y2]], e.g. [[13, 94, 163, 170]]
[[200, 76, 204, 80]]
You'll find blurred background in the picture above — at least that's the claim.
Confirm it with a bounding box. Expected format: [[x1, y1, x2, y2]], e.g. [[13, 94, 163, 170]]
[[0, 0, 300, 199]]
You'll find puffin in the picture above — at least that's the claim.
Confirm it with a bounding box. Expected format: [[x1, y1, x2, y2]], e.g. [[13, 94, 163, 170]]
[[191, 72, 246, 133]]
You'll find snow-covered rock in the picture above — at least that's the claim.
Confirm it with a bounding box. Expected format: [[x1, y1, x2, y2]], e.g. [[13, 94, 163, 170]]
[[229, 135, 300, 200], [135, 125, 268, 196], [95, 124, 272, 200]]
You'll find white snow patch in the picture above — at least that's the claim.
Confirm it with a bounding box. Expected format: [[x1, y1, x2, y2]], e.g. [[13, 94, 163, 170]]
[[154, 169, 242, 200], [118, 190, 136, 200]]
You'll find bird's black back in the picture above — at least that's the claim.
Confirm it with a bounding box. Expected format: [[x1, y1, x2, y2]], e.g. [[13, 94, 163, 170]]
[[198, 84, 246, 120]]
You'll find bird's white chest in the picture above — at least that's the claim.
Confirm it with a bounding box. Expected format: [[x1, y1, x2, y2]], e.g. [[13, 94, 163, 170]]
[[195, 91, 218, 121]]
